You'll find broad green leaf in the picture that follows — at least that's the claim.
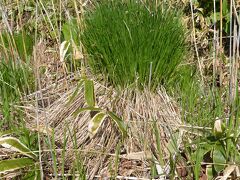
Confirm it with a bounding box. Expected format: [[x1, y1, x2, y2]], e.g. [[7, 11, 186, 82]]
[[62, 19, 80, 46], [84, 79, 95, 107], [60, 41, 70, 62], [62, 19, 81, 61], [108, 111, 127, 138], [66, 80, 84, 106], [213, 144, 226, 172], [88, 112, 107, 136], [73, 107, 102, 117], [0, 158, 35, 173], [0, 137, 37, 159]]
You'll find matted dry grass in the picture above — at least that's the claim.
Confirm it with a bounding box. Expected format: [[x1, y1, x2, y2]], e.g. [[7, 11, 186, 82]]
[[25, 73, 183, 179]]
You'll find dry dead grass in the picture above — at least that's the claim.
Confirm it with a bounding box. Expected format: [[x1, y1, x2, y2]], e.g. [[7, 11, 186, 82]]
[[25, 72, 182, 178]]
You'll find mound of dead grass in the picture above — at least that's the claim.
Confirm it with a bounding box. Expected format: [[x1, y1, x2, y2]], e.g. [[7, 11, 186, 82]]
[[26, 74, 182, 179]]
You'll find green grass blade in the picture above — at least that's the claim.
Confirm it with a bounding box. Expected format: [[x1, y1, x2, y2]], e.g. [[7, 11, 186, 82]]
[[66, 80, 84, 106], [153, 121, 164, 166]]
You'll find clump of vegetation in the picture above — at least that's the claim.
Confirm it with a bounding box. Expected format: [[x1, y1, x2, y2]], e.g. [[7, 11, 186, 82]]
[[0, 30, 35, 129], [82, 0, 188, 90], [0, 60, 34, 129]]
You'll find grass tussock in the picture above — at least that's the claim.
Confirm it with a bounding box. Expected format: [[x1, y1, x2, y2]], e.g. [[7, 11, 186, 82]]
[[32, 76, 181, 178], [0, 60, 34, 128], [82, 0, 188, 90]]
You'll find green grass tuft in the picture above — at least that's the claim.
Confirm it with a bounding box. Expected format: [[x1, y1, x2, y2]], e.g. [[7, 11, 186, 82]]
[[82, 0, 188, 90], [0, 60, 34, 129]]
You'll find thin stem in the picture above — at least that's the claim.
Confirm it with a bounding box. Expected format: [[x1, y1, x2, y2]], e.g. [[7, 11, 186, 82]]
[[190, 0, 204, 89], [220, 0, 223, 51], [228, 0, 233, 126], [34, 5, 43, 179]]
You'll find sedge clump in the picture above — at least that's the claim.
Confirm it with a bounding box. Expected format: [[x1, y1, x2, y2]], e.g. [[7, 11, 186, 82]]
[[82, 0, 188, 91]]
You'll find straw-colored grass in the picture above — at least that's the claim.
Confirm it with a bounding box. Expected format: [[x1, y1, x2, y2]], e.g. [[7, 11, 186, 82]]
[[26, 73, 182, 178]]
